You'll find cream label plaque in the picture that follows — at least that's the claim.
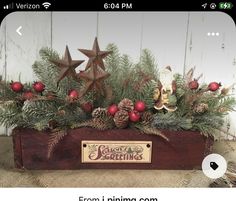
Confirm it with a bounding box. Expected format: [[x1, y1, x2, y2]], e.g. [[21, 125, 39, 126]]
[[81, 141, 152, 163]]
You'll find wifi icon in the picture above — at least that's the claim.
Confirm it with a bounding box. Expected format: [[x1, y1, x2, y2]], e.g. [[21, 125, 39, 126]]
[[42, 2, 51, 9]]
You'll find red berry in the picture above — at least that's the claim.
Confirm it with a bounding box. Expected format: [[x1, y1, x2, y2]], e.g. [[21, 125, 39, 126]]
[[33, 81, 45, 93], [129, 110, 141, 122], [10, 81, 23, 92], [81, 102, 93, 113], [22, 91, 34, 100], [189, 79, 199, 90], [208, 82, 221, 92], [68, 89, 79, 99], [134, 101, 146, 112], [108, 104, 119, 116]]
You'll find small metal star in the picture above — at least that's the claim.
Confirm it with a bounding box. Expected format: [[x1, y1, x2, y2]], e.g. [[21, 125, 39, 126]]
[[78, 63, 110, 96], [50, 46, 84, 86], [78, 37, 112, 70]]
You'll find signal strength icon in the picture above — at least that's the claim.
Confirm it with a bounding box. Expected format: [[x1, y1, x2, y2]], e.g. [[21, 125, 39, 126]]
[[42, 2, 51, 9], [3, 3, 13, 9]]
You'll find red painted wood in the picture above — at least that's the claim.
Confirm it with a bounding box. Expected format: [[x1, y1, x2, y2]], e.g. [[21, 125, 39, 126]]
[[12, 127, 213, 170], [12, 131, 23, 169]]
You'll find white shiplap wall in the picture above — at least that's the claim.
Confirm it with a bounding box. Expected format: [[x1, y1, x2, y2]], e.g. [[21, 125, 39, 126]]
[[0, 12, 235, 137]]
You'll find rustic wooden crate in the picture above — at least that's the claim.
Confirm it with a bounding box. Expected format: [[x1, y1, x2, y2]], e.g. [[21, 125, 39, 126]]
[[12, 127, 213, 170]]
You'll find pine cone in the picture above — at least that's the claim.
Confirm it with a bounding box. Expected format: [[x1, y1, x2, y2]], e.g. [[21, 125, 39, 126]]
[[113, 110, 129, 128], [92, 107, 108, 118], [193, 103, 208, 114], [141, 111, 154, 126], [48, 120, 58, 130], [118, 98, 134, 112], [92, 118, 115, 130]]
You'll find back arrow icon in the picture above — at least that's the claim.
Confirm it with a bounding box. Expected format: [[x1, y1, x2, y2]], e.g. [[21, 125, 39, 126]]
[[16, 26, 22, 36]]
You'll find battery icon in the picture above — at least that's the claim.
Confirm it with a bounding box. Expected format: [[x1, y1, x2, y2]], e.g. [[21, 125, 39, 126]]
[[219, 2, 233, 9]]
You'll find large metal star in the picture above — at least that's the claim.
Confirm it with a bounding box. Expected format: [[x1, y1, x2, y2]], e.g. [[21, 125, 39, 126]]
[[78, 37, 112, 70], [50, 46, 84, 86], [78, 63, 110, 97]]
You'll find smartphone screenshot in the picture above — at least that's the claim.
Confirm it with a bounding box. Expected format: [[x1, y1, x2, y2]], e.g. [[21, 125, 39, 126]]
[[0, 0, 235, 200]]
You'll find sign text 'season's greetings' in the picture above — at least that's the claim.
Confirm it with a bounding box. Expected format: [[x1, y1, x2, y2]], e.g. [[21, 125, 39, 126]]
[[82, 141, 152, 163]]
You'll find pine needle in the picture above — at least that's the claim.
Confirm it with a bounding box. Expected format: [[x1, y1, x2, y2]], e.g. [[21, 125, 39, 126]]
[[72, 118, 115, 131], [134, 124, 169, 141], [47, 129, 68, 159], [152, 112, 192, 131]]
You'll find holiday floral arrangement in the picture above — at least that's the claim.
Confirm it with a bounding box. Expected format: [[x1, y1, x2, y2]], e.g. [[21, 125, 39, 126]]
[[0, 38, 236, 158]]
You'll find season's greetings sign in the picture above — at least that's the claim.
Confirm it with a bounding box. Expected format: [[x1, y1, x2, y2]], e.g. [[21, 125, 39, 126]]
[[81, 141, 152, 163]]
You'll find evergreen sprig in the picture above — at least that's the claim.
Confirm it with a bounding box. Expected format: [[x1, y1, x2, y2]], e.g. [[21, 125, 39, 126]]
[[0, 44, 235, 141], [105, 44, 158, 106], [152, 112, 193, 131]]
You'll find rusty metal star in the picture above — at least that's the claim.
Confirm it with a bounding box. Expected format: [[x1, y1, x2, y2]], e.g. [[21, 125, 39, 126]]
[[78, 37, 112, 70], [78, 63, 110, 97], [50, 46, 84, 86]]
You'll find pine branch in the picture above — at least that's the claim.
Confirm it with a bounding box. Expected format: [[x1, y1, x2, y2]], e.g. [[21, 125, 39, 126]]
[[105, 44, 123, 103], [120, 54, 133, 74], [217, 96, 236, 113], [174, 73, 186, 98], [105, 44, 159, 105], [47, 129, 68, 159], [32, 47, 59, 93], [32, 47, 81, 99], [134, 124, 169, 141], [192, 114, 224, 139], [0, 81, 19, 101], [34, 119, 51, 131], [134, 80, 156, 109], [54, 105, 87, 127], [22, 99, 58, 120], [0, 101, 23, 127], [105, 43, 121, 76], [137, 49, 158, 80], [152, 112, 192, 131], [72, 117, 115, 130]]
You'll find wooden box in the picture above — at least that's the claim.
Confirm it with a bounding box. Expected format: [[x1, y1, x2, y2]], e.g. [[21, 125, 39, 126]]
[[12, 127, 213, 170]]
